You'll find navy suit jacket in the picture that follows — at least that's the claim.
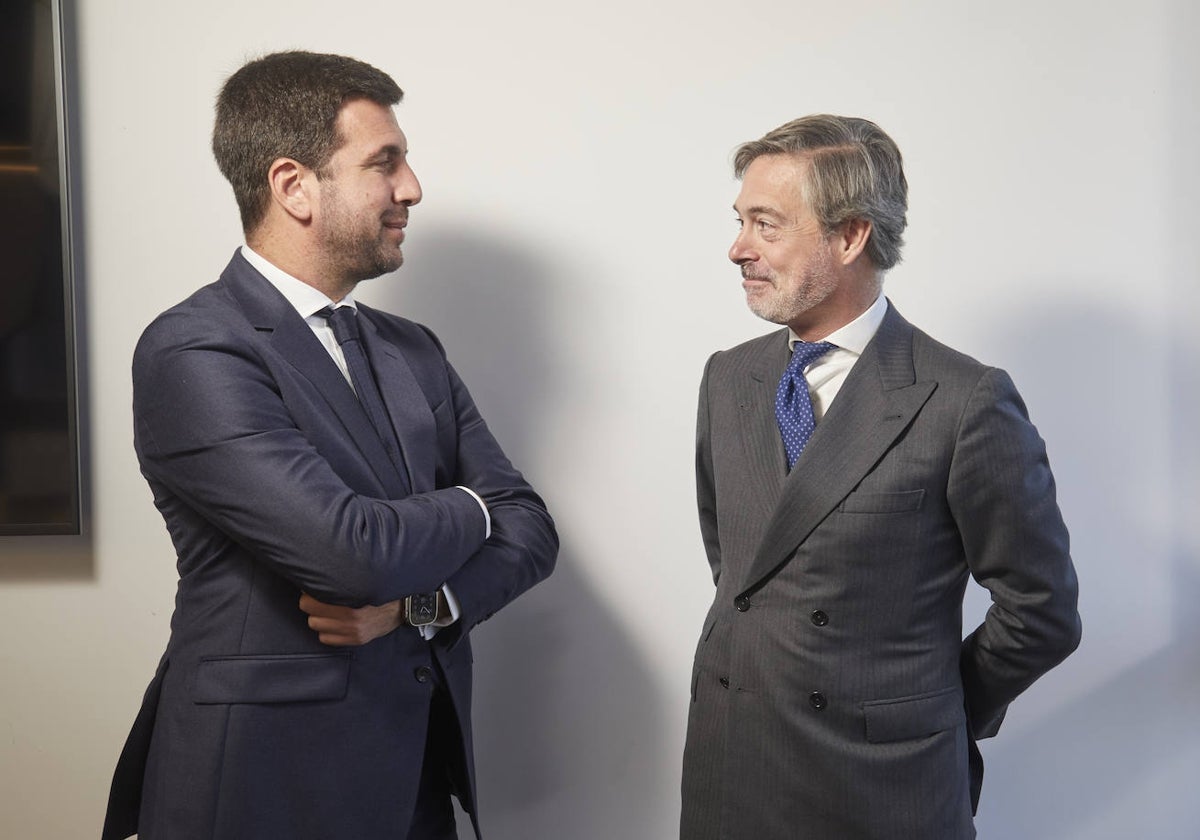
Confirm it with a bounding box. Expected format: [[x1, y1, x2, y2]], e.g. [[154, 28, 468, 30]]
[[103, 252, 557, 840]]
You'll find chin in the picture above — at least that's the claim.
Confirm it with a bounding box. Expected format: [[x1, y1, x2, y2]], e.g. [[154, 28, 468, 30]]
[[746, 300, 786, 326], [374, 250, 405, 276]]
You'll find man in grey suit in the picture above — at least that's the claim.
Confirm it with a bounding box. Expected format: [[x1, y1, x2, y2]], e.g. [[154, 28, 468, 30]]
[[680, 115, 1081, 839]]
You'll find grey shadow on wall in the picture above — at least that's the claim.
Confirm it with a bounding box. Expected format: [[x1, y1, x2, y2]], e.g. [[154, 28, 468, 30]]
[[381, 229, 667, 838], [972, 4, 1200, 830], [969, 300, 1200, 839]]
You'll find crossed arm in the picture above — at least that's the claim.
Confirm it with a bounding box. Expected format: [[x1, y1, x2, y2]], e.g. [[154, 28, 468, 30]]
[[300, 594, 405, 646], [135, 311, 557, 648]]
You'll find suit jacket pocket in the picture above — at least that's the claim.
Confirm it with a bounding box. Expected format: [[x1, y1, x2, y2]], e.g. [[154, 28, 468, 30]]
[[839, 488, 925, 514], [861, 685, 965, 743], [192, 653, 352, 704]]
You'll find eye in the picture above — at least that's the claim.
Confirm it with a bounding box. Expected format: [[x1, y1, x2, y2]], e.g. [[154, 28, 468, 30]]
[[369, 151, 404, 173], [756, 219, 775, 232]]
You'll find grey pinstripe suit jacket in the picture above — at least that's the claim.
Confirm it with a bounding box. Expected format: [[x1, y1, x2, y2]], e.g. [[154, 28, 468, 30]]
[[680, 302, 1080, 840]]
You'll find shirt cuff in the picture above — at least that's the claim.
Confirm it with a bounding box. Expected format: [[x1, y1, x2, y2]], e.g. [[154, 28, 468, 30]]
[[456, 485, 491, 539]]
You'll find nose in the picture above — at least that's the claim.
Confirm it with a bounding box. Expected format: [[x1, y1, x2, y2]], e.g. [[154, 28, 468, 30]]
[[395, 163, 422, 206], [729, 228, 755, 264]]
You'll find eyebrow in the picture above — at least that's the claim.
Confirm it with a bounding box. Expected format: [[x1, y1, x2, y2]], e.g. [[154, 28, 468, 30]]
[[364, 144, 407, 164], [734, 204, 785, 218]]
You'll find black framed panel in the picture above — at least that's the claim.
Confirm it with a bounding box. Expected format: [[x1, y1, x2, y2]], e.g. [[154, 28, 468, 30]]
[[0, 0, 81, 535]]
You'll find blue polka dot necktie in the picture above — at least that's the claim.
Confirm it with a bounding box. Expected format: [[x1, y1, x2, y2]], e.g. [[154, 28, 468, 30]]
[[775, 341, 835, 470]]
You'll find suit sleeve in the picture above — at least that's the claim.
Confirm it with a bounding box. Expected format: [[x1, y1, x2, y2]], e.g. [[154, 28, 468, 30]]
[[436, 358, 558, 646], [696, 352, 722, 586], [949, 367, 1081, 738], [133, 312, 488, 606]]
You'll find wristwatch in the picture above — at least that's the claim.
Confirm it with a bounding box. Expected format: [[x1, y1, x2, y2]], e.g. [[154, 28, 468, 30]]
[[405, 591, 445, 627]]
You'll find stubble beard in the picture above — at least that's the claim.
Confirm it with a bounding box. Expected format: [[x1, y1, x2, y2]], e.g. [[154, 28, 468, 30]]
[[319, 184, 405, 286], [743, 243, 839, 327], [324, 221, 404, 285]]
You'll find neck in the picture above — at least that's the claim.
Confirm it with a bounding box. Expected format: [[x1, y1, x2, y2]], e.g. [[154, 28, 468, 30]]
[[789, 269, 882, 342], [247, 227, 355, 302]]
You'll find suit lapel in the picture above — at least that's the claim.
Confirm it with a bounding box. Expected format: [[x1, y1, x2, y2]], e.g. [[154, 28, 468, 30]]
[[356, 311, 433, 494], [738, 303, 937, 596], [219, 253, 412, 498], [735, 332, 791, 518]]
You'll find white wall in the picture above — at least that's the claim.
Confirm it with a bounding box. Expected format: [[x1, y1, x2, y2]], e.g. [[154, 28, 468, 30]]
[[2, 0, 1197, 837]]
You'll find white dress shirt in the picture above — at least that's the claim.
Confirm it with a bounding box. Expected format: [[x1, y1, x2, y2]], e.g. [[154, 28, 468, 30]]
[[788, 292, 888, 422]]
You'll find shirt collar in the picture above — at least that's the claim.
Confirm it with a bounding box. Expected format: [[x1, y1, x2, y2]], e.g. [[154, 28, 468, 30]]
[[240, 245, 356, 319], [788, 292, 887, 355]]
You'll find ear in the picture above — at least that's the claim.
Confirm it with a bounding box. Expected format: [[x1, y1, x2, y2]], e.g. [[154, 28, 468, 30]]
[[266, 157, 315, 223], [834, 217, 873, 267]]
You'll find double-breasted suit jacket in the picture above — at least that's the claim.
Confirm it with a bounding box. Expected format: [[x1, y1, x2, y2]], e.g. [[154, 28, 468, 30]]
[[103, 252, 557, 840], [680, 302, 1080, 839]]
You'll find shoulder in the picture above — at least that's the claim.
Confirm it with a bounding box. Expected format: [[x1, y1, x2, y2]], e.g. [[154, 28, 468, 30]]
[[134, 281, 247, 362], [704, 328, 789, 381], [895, 311, 1028, 417], [910, 325, 989, 379], [884, 305, 1001, 394]]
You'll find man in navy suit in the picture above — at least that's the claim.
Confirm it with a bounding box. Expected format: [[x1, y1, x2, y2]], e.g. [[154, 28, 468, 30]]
[[102, 51, 558, 840]]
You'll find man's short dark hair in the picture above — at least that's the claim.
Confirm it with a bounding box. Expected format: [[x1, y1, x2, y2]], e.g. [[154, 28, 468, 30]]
[[212, 51, 403, 234], [734, 115, 908, 271]]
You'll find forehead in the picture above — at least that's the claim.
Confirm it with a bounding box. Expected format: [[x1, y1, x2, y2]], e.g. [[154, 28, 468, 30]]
[[735, 154, 809, 216], [332, 98, 407, 156]]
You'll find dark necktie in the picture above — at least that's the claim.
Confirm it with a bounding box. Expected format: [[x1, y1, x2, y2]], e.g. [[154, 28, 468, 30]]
[[775, 340, 835, 470], [317, 306, 407, 478]]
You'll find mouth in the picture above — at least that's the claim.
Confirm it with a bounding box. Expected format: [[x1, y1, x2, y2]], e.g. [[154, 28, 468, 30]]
[[742, 274, 772, 291], [383, 216, 407, 240]]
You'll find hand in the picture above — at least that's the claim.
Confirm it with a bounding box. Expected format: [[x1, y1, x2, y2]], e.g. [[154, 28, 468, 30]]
[[298, 592, 404, 646]]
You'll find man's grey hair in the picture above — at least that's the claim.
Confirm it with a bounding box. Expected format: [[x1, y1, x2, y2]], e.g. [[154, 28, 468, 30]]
[[733, 115, 908, 271]]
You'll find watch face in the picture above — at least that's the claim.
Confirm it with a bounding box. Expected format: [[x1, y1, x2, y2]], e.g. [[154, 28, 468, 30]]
[[410, 593, 438, 624]]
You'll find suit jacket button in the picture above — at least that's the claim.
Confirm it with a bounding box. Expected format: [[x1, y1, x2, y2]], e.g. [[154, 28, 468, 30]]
[[719, 676, 730, 689], [809, 691, 827, 711], [810, 610, 829, 626], [734, 596, 751, 612], [414, 666, 433, 684]]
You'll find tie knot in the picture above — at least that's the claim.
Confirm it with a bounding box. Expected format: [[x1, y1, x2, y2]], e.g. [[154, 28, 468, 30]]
[[788, 340, 835, 371], [317, 305, 360, 345]]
